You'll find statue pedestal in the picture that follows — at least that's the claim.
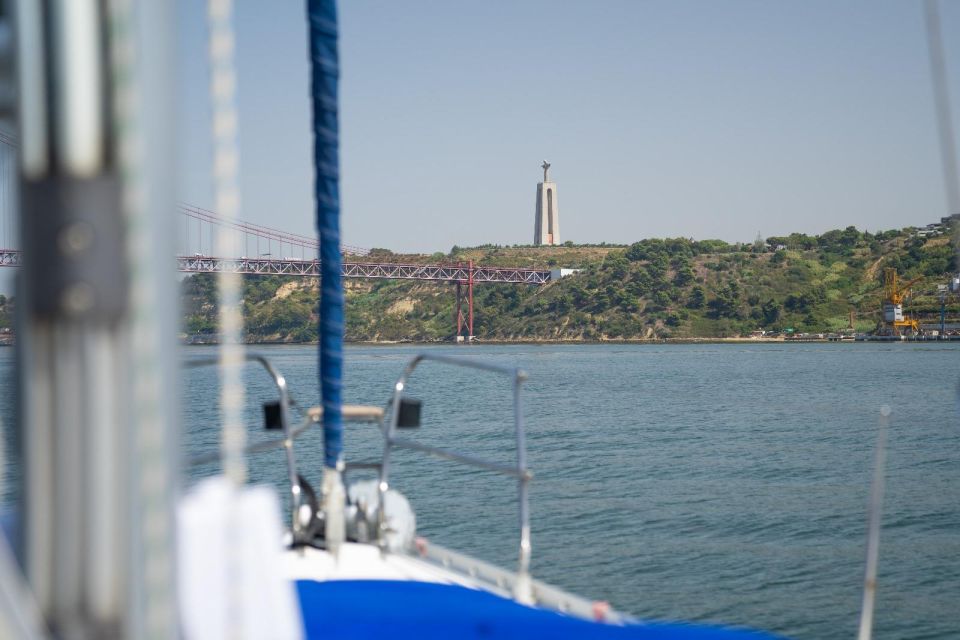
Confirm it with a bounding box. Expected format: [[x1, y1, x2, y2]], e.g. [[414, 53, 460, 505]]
[[534, 180, 559, 246]]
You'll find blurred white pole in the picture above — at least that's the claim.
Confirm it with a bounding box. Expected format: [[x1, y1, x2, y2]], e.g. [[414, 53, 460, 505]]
[[14, 0, 47, 177], [208, 0, 246, 488], [15, 0, 178, 636], [109, 0, 180, 635], [857, 405, 890, 640], [207, 1, 246, 637], [51, 0, 104, 176]]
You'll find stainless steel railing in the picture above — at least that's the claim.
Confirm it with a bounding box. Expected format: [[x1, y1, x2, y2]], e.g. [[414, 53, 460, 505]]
[[183, 354, 305, 539], [183, 354, 384, 545], [379, 353, 534, 602], [182, 350, 533, 585]]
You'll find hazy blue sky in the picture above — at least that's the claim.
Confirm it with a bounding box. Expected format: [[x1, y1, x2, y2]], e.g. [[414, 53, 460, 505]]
[[176, 1, 960, 253]]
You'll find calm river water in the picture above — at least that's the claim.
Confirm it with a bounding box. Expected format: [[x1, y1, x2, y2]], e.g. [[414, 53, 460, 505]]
[[2, 342, 959, 638]]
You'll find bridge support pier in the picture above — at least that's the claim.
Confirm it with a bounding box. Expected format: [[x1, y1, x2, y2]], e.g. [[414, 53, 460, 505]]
[[454, 261, 474, 342]]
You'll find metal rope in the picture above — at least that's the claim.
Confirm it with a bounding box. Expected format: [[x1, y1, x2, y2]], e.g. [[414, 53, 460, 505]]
[[208, 0, 246, 486], [924, 0, 960, 219], [108, 0, 177, 634], [207, 1, 247, 636]]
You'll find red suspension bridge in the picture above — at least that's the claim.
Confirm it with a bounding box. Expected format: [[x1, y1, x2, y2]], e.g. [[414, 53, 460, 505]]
[[0, 202, 554, 339]]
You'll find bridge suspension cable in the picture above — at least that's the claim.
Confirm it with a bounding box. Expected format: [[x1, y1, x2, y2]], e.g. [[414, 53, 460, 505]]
[[0, 132, 370, 257], [179, 202, 369, 257]]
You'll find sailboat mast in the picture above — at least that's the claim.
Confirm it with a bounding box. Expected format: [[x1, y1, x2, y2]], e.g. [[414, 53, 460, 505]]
[[14, 0, 179, 636]]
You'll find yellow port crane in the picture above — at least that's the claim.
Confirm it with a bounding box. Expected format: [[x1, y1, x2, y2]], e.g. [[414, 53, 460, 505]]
[[882, 268, 923, 335]]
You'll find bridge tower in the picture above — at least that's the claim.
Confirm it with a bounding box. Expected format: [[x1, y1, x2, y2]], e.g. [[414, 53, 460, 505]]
[[533, 160, 559, 246], [454, 260, 474, 342]]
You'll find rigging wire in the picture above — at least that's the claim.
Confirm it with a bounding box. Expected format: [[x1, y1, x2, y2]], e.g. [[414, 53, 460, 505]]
[[923, 0, 960, 401], [107, 0, 179, 634], [856, 406, 891, 640], [856, 5, 958, 639], [206, 1, 247, 637], [207, 0, 246, 488], [924, 0, 960, 220]]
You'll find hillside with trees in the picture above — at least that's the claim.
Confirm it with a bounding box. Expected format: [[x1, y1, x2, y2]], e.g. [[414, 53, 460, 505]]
[[178, 222, 958, 343]]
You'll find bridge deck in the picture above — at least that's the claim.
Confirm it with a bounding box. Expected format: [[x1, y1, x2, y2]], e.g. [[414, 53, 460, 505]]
[[0, 250, 551, 285]]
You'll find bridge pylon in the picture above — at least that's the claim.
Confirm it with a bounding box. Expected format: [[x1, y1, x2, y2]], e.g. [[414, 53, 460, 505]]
[[454, 260, 474, 342]]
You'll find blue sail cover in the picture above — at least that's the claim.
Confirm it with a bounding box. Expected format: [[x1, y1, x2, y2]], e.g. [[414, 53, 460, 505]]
[[296, 580, 783, 640], [306, 0, 343, 468]]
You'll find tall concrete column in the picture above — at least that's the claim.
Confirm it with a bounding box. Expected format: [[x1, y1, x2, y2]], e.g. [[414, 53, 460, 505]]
[[533, 160, 559, 246]]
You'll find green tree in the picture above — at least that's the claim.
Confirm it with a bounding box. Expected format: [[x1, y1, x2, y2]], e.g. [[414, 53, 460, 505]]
[[674, 264, 695, 286], [605, 252, 630, 279], [687, 286, 706, 309], [761, 299, 781, 326], [708, 282, 741, 319]]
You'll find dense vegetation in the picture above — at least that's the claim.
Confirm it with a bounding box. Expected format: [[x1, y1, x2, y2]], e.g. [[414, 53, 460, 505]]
[[178, 221, 958, 342], [0, 294, 11, 343], [182, 273, 322, 342], [1, 224, 953, 342]]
